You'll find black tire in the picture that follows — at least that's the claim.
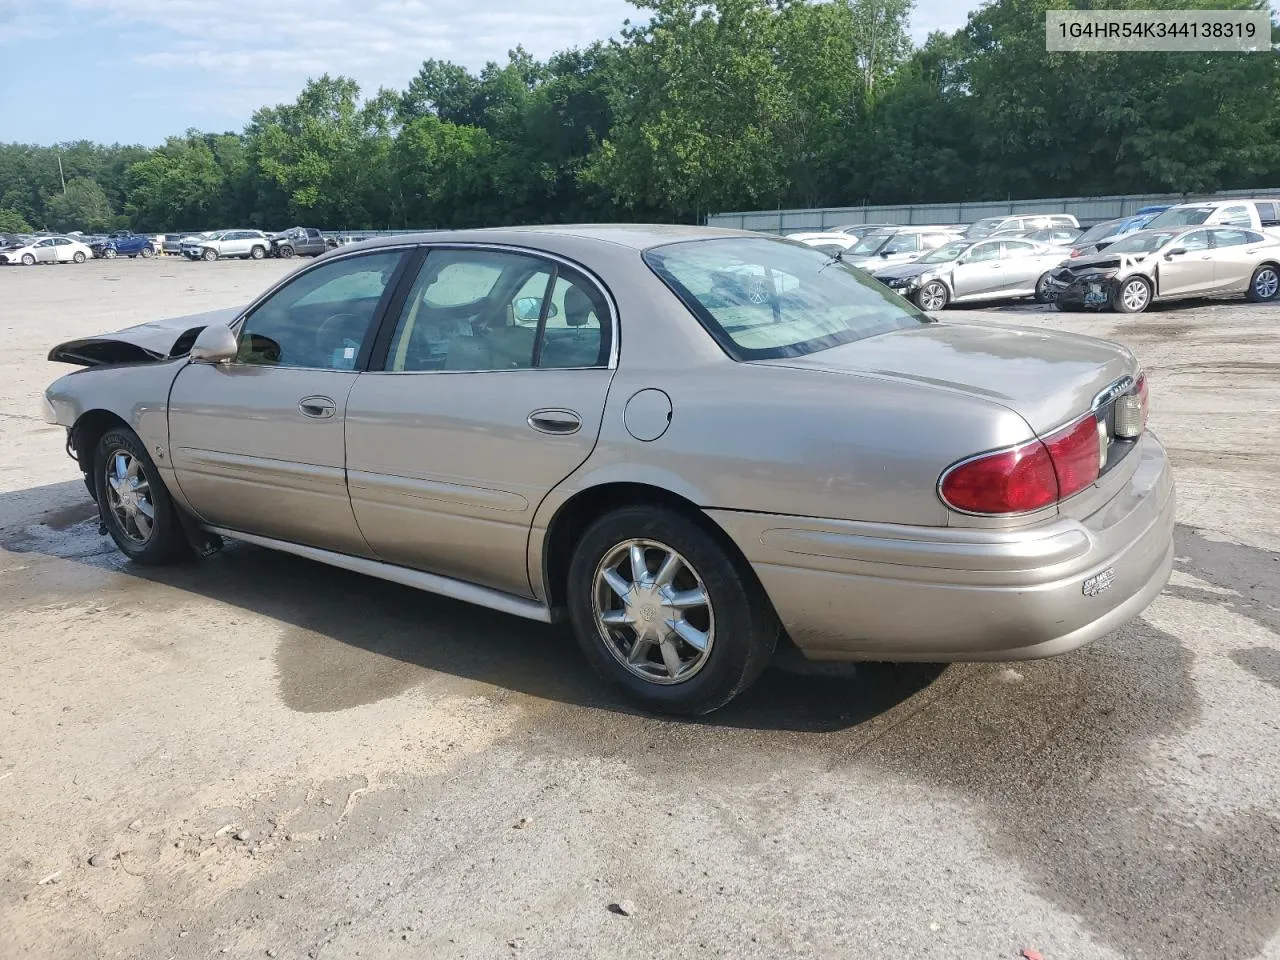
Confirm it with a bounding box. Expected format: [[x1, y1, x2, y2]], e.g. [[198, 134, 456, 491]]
[[1113, 276, 1152, 314], [278, 244, 295, 259], [1246, 263, 1280, 303], [1054, 300, 1084, 312], [20, 253, 34, 266], [203, 247, 218, 262], [913, 280, 949, 311], [566, 505, 779, 715], [103, 247, 117, 259], [1034, 272, 1054, 304], [140, 245, 154, 259], [93, 428, 189, 564], [72, 251, 86, 263], [249, 245, 265, 260]]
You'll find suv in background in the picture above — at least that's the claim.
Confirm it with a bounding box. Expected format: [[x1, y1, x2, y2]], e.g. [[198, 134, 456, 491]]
[[969, 214, 1079, 239], [270, 227, 328, 258], [92, 231, 156, 259], [183, 229, 271, 261], [1144, 198, 1280, 234], [841, 225, 966, 270]]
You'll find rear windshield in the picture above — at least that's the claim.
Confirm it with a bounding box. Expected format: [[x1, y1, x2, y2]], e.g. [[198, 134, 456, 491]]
[[643, 237, 929, 361], [1146, 207, 1212, 228]]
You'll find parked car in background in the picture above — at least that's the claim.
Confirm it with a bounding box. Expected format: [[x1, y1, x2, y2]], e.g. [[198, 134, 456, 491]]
[[0, 235, 94, 265], [998, 226, 1082, 246], [873, 236, 1071, 309], [183, 229, 271, 261], [841, 226, 964, 271], [1144, 198, 1280, 234], [161, 234, 187, 256], [823, 223, 898, 238], [1046, 226, 1280, 313], [967, 214, 1079, 239], [270, 227, 328, 258], [42, 225, 1173, 715], [0, 233, 24, 249], [93, 232, 155, 260], [785, 232, 859, 257]]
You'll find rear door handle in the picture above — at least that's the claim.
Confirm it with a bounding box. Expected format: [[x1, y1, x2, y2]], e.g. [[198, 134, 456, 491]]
[[528, 409, 582, 435], [299, 396, 337, 419]]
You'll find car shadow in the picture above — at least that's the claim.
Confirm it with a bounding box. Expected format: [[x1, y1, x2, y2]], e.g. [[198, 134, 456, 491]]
[[0, 480, 944, 734]]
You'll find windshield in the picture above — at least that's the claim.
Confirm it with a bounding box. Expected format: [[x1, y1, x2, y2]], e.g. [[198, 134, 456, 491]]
[[1146, 207, 1212, 228], [1075, 220, 1123, 245], [848, 232, 893, 256], [966, 218, 1004, 238], [643, 237, 929, 361], [919, 240, 970, 264], [1105, 230, 1183, 254]]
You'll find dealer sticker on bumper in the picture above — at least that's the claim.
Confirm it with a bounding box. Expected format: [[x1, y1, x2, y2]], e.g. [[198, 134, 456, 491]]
[[1082, 567, 1116, 597]]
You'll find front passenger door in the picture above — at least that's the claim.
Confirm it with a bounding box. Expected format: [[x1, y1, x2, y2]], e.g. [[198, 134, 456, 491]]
[[168, 249, 409, 554], [1156, 230, 1215, 297], [950, 241, 1004, 298], [34, 239, 57, 263]]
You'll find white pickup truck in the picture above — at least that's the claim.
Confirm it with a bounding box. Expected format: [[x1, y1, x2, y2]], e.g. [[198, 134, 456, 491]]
[[1145, 198, 1280, 237]]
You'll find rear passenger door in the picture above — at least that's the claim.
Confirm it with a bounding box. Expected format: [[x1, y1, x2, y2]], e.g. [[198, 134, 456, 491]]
[[1207, 228, 1269, 292], [996, 240, 1043, 292], [344, 246, 616, 597]]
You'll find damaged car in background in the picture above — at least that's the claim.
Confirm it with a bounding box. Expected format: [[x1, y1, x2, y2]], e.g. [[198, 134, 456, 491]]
[[872, 236, 1072, 309], [1045, 226, 1280, 313]]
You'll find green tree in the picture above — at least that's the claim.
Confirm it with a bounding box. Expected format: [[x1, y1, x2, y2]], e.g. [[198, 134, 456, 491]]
[[45, 177, 114, 231], [0, 207, 31, 232]]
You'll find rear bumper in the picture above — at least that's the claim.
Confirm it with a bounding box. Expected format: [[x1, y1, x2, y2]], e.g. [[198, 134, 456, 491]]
[[709, 432, 1174, 661]]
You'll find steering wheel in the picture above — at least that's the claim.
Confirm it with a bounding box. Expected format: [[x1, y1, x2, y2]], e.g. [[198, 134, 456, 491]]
[[315, 313, 361, 361]]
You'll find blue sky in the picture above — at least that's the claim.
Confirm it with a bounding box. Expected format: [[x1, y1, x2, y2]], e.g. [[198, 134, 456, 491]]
[[0, 0, 968, 146]]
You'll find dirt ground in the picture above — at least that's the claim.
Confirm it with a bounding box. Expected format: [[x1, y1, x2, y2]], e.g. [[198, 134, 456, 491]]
[[1, 256, 1278, 960]]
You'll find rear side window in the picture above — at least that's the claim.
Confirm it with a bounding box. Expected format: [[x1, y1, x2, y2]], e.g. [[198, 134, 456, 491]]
[[644, 237, 928, 361]]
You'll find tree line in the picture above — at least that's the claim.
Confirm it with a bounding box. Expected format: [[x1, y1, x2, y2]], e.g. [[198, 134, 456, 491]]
[[1, 0, 1276, 236]]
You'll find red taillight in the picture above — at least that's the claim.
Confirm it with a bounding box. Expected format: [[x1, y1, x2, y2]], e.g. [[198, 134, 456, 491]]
[[940, 415, 1102, 515], [940, 440, 1059, 514], [1069, 248, 1082, 258], [1044, 415, 1102, 500]]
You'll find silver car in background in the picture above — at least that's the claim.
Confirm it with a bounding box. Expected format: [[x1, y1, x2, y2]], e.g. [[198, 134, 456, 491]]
[[872, 236, 1071, 309], [840, 226, 964, 271], [42, 225, 1173, 715], [1047, 225, 1280, 312], [183, 230, 272, 261]]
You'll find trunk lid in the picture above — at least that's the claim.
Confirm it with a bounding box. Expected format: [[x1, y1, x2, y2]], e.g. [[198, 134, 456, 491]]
[[757, 321, 1136, 436], [48, 306, 242, 367]]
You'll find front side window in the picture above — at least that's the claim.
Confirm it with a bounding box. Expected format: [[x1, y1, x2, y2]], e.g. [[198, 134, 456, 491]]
[[644, 237, 928, 361], [965, 242, 1001, 263], [235, 251, 403, 369], [1179, 230, 1212, 252], [385, 249, 610, 372]]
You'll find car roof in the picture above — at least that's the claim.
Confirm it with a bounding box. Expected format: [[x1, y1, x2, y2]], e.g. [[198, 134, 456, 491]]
[[349, 223, 761, 254]]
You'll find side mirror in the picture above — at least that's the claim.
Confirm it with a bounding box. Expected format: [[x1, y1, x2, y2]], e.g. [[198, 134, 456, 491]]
[[1165, 247, 1187, 259], [879, 251, 891, 258], [189, 324, 238, 364]]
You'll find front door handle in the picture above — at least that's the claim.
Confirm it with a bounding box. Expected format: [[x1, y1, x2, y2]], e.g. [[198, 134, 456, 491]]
[[299, 396, 337, 419], [528, 408, 582, 435]]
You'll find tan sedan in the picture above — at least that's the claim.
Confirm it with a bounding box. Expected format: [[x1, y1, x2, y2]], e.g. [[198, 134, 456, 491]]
[[1046, 225, 1280, 312], [43, 226, 1174, 714]]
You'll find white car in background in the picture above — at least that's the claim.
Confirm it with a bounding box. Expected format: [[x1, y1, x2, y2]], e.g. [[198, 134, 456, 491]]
[[0, 235, 94, 266], [183, 229, 272, 261], [785, 232, 859, 256], [840, 226, 965, 271]]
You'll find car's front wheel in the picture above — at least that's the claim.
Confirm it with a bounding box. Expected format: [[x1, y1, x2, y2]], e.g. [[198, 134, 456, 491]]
[[278, 244, 295, 259], [93, 428, 189, 564], [20, 253, 35, 266], [1246, 264, 1279, 302], [1113, 276, 1152, 313], [566, 506, 779, 715], [202, 248, 218, 262], [914, 281, 949, 311]]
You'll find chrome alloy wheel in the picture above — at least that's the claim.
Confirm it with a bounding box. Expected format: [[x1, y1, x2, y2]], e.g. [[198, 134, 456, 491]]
[[592, 539, 715, 684], [103, 450, 155, 544], [919, 282, 947, 311], [1121, 278, 1150, 312], [1255, 267, 1279, 300]]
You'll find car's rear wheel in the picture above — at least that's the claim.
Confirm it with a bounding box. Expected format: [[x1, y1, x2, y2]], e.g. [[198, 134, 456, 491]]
[[566, 506, 779, 715], [20, 253, 35, 266], [140, 246, 154, 258], [250, 245, 265, 260], [278, 244, 295, 259], [1246, 264, 1279, 302], [72, 251, 86, 263], [1034, 272, 1054, 304], [93, 428, 189, 565], [914, 281, 949, 311], [203, 248, 218, 262], [1114, 276, 1152, 313]]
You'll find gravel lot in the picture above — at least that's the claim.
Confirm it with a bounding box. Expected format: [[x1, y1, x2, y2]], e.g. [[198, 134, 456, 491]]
[[1, 257, 1278, 960]]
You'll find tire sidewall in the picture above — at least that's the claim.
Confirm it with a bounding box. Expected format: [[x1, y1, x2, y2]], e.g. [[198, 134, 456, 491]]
[[203, 248, 217, 261], [73, 251, 86, 263], [250, 245, 265, 260], [1034, 272, 1053, 304], [1114, 277, 1151, 313], [21, 254, 34, 265], [914, 281, 948, 311], [93, 428, 185, 564], [566, 506, 777, 715], [1248, 264, 1279, 302]]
